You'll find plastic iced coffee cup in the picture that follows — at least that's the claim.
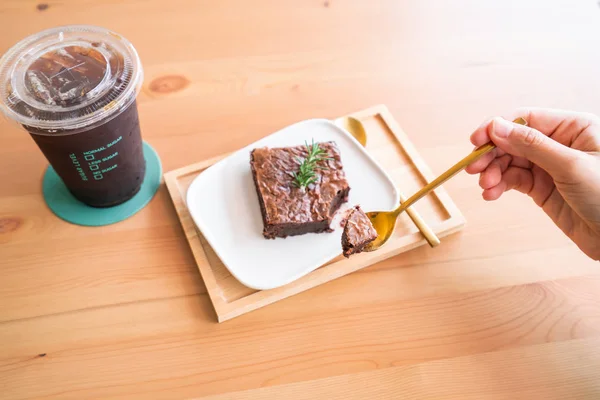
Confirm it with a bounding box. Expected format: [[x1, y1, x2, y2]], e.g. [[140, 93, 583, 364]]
[[0, 25, 145, 207]]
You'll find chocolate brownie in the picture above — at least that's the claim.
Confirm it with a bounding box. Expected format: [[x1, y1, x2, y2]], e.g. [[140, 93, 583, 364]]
[[250, 141, 350, 239], [341, 205, 377, 257]]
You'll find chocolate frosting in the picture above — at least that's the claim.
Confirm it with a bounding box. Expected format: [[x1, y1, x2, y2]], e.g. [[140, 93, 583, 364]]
[[251, 141, 349, 224]]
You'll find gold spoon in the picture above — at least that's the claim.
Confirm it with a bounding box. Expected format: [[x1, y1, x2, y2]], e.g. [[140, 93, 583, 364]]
[[362, 117, 528, 252], [335, 116, 441, 247], [336, 116, 368, 147]]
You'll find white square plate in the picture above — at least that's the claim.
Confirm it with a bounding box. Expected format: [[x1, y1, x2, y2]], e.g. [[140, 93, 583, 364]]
[[186, 119, 399, 290]]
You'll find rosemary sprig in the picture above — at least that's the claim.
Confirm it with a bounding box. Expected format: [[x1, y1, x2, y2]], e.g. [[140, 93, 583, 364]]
[[292, 140, 332, 190]]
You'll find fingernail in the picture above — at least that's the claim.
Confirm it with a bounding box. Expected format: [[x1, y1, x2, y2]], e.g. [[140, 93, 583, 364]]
[[492, 118, 512, 138]]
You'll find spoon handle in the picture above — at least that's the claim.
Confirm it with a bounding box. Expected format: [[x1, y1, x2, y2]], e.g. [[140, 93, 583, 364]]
[[396, 117, 528, 215], [396, 142, 496, 214], [399, 193, 441, 247]]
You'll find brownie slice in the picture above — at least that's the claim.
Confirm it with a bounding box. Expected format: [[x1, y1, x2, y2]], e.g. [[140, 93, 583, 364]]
[[250, 141, 350, 239], [341, 205, 377, 257]]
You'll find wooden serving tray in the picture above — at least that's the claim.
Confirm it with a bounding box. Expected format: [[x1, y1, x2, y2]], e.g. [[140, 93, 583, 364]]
[[164, 105, 465, 322]]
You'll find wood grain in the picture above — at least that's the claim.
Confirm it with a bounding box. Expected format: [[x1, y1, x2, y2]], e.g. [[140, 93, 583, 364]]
[[2, 276, 600, 399], [1, 0, 600, 398], [201, 338, 600, 400]]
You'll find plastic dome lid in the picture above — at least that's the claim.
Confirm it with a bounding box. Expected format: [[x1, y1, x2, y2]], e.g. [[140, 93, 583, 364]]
[[0, 25, 143, 134]]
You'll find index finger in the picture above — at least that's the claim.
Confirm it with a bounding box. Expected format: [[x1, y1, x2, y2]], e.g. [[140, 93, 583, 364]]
[[470, 107, 599, 148], [505, 107, 598, 136]]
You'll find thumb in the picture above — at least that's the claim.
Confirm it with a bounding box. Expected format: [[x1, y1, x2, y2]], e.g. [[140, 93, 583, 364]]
[[490, 117, 579, 178]]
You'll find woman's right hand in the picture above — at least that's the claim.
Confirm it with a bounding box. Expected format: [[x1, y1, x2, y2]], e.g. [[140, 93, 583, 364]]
[[466, 107, 600, 261]]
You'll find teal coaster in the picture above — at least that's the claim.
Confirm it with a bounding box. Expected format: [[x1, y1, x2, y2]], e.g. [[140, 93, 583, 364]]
[[42, 141, 162, 226]]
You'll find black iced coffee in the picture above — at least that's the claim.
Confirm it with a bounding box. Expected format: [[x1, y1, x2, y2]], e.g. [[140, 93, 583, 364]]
[[0, 26, 145, 207]]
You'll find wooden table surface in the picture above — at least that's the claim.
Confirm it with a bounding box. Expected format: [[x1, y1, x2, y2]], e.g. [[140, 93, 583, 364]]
[[2, 0, 600, 399]]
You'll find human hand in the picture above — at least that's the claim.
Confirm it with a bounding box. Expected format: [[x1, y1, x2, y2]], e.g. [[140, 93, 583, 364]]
[[466, 108, 600, 261]]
